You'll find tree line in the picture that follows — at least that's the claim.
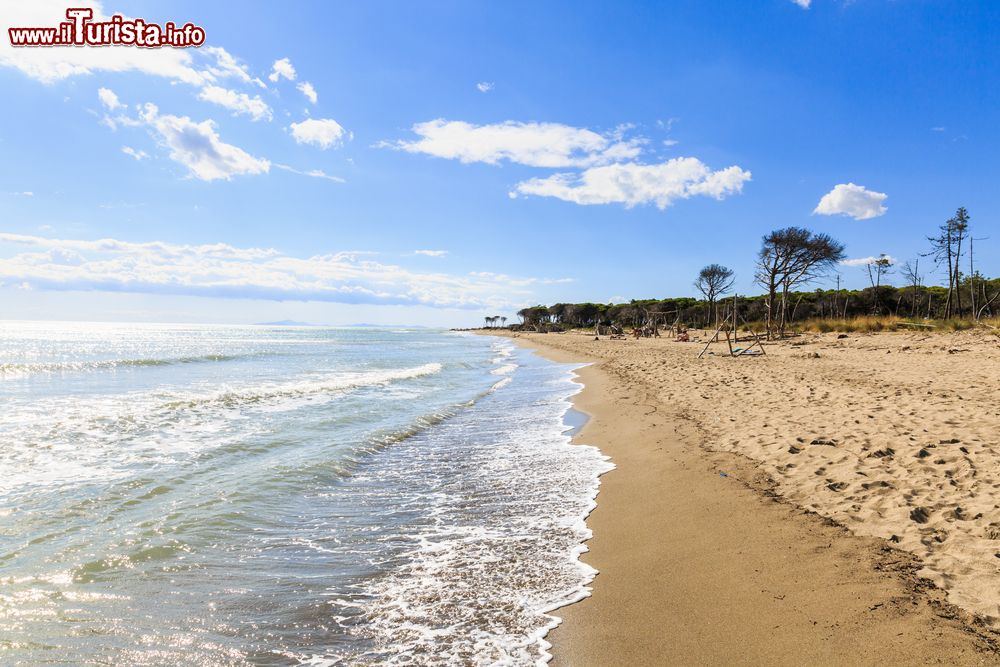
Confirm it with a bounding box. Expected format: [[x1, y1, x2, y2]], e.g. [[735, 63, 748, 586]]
[[511, 208, 1000, 337]]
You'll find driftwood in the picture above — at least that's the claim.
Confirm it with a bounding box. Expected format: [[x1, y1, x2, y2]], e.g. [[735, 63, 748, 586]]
[[697, 295, 766, 359]]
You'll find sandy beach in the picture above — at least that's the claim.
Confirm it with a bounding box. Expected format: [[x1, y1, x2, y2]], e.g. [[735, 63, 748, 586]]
[[496, 329, 1000, 666]]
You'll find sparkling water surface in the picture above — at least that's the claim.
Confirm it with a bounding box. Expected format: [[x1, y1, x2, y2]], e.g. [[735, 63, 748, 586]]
[[0, 322, 611, 666]]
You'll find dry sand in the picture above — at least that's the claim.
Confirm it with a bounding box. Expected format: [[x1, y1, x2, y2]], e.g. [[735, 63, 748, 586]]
[[493, 328, 1000, 666]]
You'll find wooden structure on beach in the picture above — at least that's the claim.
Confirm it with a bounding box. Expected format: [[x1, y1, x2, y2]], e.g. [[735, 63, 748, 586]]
[[698, 294, 767, 359]]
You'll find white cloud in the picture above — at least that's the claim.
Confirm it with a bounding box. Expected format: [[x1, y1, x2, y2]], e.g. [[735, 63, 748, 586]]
[[511, 158, 751, 209], [273, 164, 345, 183], [814, 183, 888, 220], [121, 146, 148, 161], [0, 233, 552, 310], [476, 82, 494, 93], [414, 250, 448, 257], [297, 81, 318, 104], [386, 119, 644, 168], [791, 0, 811, 8], [289, 118, 349, 149], [97, 87, 122, 111], [140, 104, 270, 181], [201, 46, 261, 87], [197, 85, 272, 121], [268, 57, 296, 82], [841, 255, 896, 267], [4, 191, 34, 197]]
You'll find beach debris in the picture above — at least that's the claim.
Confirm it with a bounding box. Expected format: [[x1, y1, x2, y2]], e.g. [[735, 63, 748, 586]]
[[696, 296, 766, 359], [985, 523, 1000, 540], [788, 445, 802, 454], [870, 447, 895, 458], [837, 334, 849, 339], [939, 438, 961, 444], [909, 506, 931, 523], [810, 438, 837, 446], [718, 472, 729, 477], [827, 481, 848, 492], [916, 448, 932, 458]]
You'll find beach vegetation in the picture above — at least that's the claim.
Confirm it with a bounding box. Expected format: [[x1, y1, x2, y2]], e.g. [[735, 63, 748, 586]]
[[495, 208, 1000, 336]]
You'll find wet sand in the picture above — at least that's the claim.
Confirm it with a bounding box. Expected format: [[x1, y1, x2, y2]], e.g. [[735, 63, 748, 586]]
[[496, 330, 1000, 666]]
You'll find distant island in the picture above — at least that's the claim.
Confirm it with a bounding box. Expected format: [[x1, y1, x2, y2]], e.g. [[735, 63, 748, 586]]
[[255, 320, 320, 327], [255, 320, 430, 328]]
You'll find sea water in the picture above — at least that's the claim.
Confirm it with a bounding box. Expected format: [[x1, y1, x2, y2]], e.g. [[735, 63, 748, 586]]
[[0, 321, 611, 665]]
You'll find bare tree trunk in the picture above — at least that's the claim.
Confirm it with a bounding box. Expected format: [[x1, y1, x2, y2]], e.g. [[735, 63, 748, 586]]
[[944, 225, 955, 319], [790, 294, 804, 322], [778, 282, 790, 338], [834, 274, 840, 321], [970, 237, 976, 320], [765, 281, 777, 340], [954, 230, 964, 317]]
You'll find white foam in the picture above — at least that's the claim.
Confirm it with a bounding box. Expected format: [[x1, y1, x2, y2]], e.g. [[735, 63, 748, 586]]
[[323, 352, 614, 664], [0, 362, 443, 493], [488, 377, 513, 393]]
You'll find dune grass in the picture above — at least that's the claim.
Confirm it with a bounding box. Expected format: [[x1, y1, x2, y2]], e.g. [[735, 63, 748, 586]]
[[771, 316, 998, 333]]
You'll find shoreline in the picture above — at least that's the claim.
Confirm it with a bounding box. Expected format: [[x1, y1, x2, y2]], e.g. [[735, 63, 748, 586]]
[[496, 331, 1000, 666]]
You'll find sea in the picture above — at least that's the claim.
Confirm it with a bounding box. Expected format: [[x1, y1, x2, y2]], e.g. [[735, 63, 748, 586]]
[[0, 321, 612, 666]]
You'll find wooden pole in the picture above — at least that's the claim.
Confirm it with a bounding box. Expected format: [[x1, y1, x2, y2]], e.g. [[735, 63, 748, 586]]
[[738, 312, 767, 355], [698, 322, 726, 359]]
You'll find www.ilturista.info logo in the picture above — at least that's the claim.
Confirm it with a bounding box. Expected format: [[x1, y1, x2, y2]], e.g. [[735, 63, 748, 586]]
[[8, 8, 205, 48]]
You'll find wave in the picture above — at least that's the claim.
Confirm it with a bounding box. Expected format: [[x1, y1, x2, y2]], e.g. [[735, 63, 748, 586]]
[[0, 354, 244, 378], [488, 377, 513, 393], [304, 362, 517, 477], [329, 362, 615, 665], [162, 363, 443, 410]]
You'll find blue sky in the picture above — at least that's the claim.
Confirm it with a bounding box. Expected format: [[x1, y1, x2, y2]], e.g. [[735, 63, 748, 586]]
[[1, 0, 998, 325]]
